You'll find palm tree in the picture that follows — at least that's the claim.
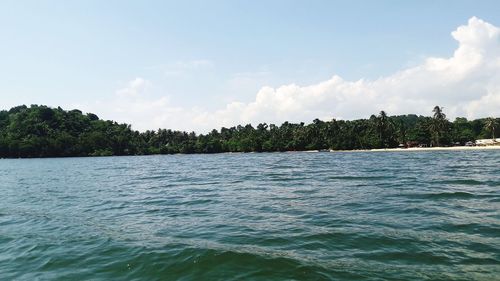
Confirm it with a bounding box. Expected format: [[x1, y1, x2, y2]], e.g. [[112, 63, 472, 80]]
[[484, 117, 498, 140], [376, 111, 391, 148], [428, 121, 440, 147], [397, 119, 407, 146], [430, 106, 447, 146], [432, 106, 446, 121]]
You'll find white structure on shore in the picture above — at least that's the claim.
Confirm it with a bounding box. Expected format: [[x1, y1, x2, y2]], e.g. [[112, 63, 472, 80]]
[[476, 138, 500, 146]]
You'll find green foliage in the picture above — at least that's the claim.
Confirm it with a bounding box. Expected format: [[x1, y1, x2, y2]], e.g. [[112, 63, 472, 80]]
[[0, 104, 496, 158], [483, 117, 498, 139]]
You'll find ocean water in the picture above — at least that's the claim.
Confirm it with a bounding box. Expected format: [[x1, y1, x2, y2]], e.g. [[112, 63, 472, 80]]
[[0, 151, 499, 280]]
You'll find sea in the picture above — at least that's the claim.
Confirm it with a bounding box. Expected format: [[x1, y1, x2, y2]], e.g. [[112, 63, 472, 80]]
[[1, 151, 499, 280]]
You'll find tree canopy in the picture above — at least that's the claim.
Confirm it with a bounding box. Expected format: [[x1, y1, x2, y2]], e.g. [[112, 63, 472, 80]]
[[0, 104, 497, 158]]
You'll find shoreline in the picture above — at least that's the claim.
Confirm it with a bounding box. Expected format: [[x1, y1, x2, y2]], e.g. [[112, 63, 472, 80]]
[[332, 145, 500, 153], [2, 145, 500, 159]]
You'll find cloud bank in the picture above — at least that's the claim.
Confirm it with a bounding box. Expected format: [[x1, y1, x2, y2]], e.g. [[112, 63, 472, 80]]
[[79, 17, 500, 132]]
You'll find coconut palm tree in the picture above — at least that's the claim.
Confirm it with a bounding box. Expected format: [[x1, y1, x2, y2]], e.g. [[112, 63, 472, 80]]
[[428, 121, 440, 147], [376, 111, 391, 148], [397, 119, 407, 146], [484, 117, 498, 140], [432, 106, 446, 121], [430, 106, 447, 146]]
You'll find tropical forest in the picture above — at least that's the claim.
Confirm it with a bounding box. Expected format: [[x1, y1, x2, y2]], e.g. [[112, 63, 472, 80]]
[[0, 104, 498, 158]]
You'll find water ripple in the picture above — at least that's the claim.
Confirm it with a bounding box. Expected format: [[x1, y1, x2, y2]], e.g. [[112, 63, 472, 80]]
[[0, 151, 499, 280]]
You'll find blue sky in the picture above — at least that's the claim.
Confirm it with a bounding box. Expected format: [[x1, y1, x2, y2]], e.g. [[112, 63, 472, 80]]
[[1, 1, 500, 131]]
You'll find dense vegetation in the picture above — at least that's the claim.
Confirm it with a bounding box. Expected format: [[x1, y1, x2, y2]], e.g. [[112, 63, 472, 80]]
[[0, 105, 498, 158]]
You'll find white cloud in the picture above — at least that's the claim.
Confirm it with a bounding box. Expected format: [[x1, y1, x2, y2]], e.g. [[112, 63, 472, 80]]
[[81, 17, 500, 133], [116, 77, 151, 97], [204, 17, 500, 126]]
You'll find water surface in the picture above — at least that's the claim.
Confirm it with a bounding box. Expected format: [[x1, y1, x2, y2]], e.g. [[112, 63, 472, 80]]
[[1, 151, 499, 280]]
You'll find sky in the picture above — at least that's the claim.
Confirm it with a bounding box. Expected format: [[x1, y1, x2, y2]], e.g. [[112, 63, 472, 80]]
[[1, 0, 500, 132]]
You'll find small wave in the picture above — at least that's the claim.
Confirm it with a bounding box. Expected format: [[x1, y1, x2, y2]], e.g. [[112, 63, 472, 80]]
[[189, 181, 223, 186], [328, 175, 393, 181], [356, 251, 450, 265], [434, 179, 483, 186], [437, 223, 500, 238], [181, 198, 220, 206], [460, 257, 500, 265], [97, 246, 342, 281], [184, 187, 217, 193], [413, 191, 477, 200], [293, 189, 318, 195], [267, 176, 312, 182], [400, 191, 498, 201], [135, 175, 170, 181]]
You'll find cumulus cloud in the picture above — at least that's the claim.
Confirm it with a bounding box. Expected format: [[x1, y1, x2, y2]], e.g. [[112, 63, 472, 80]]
[[81, 17, 500, 132], [210, 17, 500, 126], [72, 78, 188, 131]]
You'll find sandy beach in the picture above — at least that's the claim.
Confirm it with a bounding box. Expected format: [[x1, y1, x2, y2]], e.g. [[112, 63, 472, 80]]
[[333, 145, 500, 153]]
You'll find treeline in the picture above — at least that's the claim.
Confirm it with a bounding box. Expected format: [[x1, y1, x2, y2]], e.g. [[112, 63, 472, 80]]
[[0, 105, 498, 158]]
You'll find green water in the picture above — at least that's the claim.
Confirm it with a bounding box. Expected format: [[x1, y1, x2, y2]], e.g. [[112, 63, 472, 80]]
[[1, 151, 499, 280]]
